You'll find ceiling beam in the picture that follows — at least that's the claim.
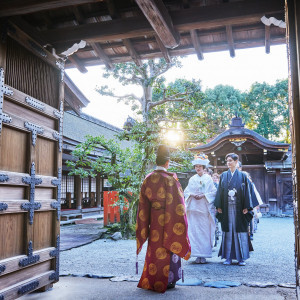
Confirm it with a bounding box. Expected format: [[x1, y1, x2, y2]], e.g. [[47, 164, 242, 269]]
[[265, 25, 271, 54], [55, 22, 278, 52], [72, 6, 113, 70], [226, 25, 235, 57], [123, 39, 142, 66], [190, 29, 203, 60], [154, 34, 171, 63], [42, 0, 284, 45], [0, 0, 105, 17], [91, 43, 114, 69], [64, 35, 286, 68], [106, 0, 120, 19], [10, 16, 47, 46], [135, 0, 180, 49], [67, 54, 88, 73]]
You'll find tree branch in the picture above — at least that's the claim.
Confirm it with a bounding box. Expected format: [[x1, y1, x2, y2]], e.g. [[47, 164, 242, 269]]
[[113, 93, 141, 102], [148, 91, 193, 110]]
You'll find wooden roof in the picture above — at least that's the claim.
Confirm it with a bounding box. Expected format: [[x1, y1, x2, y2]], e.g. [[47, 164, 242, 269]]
[[190, 116, 290, 161], [1, 0, 286, 73], [64, 74, 90, 114]]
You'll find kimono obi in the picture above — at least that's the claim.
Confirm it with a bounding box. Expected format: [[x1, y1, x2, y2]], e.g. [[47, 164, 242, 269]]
[[151, 200, 165, 210]]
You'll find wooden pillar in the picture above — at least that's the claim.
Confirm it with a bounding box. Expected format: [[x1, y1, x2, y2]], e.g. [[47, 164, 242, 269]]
[[286, 0, 300, 291], [75, 175, 82, 209], [96, 174, 102, 208], [88, 176, 92, 207], [264, 170, 269, 205], [66, 192, 72, 209], [275, 169, 282, 214], [213, 156, 217, 173]]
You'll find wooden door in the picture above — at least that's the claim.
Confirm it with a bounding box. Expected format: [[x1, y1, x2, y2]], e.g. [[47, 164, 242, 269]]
[[248, 168, 265, 202], [0, 22, 63, 299], [286, 0, 300, 294]]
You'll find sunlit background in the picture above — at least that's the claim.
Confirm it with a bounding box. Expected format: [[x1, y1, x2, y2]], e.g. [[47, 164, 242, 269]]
[[66, 45, 288, 129]]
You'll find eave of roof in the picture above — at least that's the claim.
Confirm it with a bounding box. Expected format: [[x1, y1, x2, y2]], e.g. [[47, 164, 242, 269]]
[[190, 118, 289, 152], [64, 74, 90, 114]]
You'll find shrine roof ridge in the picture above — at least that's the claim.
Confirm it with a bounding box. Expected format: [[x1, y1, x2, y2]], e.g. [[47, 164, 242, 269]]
[[190, 124, 289, 151], [67, 111, 123, 133]]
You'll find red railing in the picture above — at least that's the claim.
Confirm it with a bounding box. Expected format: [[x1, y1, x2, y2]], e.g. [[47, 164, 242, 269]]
[[103, 191, 130, 226]]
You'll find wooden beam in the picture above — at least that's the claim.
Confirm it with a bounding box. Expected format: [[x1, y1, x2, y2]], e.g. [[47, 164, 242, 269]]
[[67, 54, 88, 73], [123, 39, 142, 66], [135, 0, 180, 49], [154, 34, 171, 63], [57, 21, 281, 52], [43, 0, 284, 45], [64, 35, 286, 68], [10, 16, 47, 46], [73, 6, 86, 24], [265, 25, 271, 54], [91, 43, 114, 69], [226, 25, 235, 57], [72, 6, 114, 70], [106, 0, 120, 19], [190, 29, 203, 60], [0, 0, 104, 17], [6, 21, 60, 70]]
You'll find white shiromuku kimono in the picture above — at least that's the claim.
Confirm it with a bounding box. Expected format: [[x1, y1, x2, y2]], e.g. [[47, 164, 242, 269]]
[[253, 183, 263, 205], [184, 173, 217, 258]]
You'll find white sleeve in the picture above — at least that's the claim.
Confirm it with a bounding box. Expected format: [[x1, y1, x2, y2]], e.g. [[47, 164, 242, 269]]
[[253, 184, 263, 205], [203, 177, 217, 204]]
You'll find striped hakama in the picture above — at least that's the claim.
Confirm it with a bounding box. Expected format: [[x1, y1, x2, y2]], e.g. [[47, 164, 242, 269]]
[[219, 196, 250, 261]]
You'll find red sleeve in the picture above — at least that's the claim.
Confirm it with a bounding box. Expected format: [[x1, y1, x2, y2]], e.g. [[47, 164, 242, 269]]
[[136, 179, 151, 255], [163, 175, 191, 260]]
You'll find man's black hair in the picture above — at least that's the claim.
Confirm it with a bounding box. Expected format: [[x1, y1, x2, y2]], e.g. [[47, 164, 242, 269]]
[[225, 153, 239, 161], [156, 145, 170, 166]]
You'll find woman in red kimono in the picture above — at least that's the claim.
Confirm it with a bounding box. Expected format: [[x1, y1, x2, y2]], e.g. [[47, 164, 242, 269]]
[[136, 145, 191, 293]]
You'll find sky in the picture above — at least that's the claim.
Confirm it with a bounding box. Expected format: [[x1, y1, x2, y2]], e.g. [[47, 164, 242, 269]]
[[66, 44, 288, 129]]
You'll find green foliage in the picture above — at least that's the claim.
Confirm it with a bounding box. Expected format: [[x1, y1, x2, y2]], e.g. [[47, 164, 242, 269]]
[[244, 79, 289, 142], [152, 78, 208, 145], [202, 84, 249, 134], [106, 223, 121, 234], [157, 80, 290, 143], [67, 120, 160, 237], [95, 58, 182, 118], [168, 150, 194, 173]]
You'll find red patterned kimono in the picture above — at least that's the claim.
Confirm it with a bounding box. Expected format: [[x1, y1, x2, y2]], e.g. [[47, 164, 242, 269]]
[[136, 169, 191, 293]]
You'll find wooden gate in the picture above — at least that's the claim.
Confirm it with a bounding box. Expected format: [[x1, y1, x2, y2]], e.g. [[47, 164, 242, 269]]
[[0, 22, 63, 299]]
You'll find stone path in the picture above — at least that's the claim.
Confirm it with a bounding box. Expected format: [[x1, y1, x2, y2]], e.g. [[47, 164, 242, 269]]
[[21, 217, 297, 300], [59, 217, 295, 285]]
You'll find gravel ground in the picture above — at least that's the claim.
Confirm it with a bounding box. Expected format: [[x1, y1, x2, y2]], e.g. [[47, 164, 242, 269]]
[[60, 217, 295, 285]]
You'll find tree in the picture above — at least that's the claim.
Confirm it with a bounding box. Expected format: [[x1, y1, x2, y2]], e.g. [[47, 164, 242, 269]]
[[67, 130, 158, 238], [151, 78, 206, 146], [97, 59, 187, 122], [69, 59, 201, 237], [201, 84, 249, 136], [244, 79, 289, 142]]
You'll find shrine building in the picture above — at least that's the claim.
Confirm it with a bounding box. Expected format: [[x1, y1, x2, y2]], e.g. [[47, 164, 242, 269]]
[[190, 116, 292, 216]]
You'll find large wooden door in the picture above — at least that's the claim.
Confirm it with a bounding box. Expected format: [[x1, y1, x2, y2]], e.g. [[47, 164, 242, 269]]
[[0, 23, 63, 299], [247, 168, 265, 201]]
